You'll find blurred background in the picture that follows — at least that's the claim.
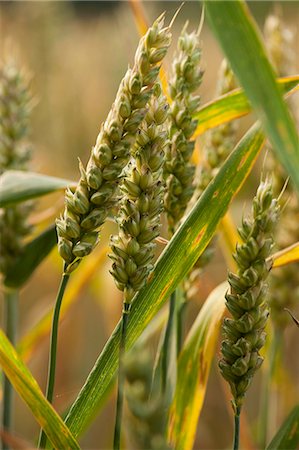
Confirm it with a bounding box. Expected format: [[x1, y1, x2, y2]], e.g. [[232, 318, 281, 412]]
[[0, 1, 298, 449]]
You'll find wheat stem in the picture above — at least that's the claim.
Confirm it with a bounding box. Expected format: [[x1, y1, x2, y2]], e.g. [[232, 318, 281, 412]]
[[233, 406, 241, 450], [38, 266, 70, 449], [113, 303, 130, 450], [2, 288, 18, 450]]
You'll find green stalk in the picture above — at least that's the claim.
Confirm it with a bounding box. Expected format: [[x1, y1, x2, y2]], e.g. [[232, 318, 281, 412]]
[[161, 290, 176, 392], [38, 267, 70, 449], [2, 288, 18, 450], [113, 302, 130, 450], [258, 329, 283, 448], [233, 406, 241, 450]]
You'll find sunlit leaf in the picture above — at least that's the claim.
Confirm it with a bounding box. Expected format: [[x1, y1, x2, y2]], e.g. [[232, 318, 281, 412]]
[[0, 330, 80, 450], [218, 212, 240, 271], [63, 122, 265, 438], [0, 171, 76, 207], [193, 75, 299, 137], [4, 225, 57, 288], [204, 1, 299, 192], [266, 405, 299, 450], [168, 282, 228, 450], [271, 242, 299, 268]]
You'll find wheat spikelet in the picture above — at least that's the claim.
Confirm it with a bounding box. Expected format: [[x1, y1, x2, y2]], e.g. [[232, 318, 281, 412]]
[[110, 84, 169, 304], [164, 25, 203, 232], [0, 59, 33, 276], [56, 15, 171, 273], [219, 180, 280, 409]]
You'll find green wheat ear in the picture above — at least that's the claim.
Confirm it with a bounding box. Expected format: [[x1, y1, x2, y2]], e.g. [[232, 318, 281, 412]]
[[110, 83, 169, 304], [0, 59, 33, 275], [56, 15, 171, 274], [124, 344, 171, 450], [164, 24, 203, 233], [184, 60, 238, 301], [219, 179, 280, 410]]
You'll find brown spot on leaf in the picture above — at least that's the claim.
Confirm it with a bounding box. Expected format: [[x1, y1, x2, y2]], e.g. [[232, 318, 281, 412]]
[[198, 350, 208, 384]]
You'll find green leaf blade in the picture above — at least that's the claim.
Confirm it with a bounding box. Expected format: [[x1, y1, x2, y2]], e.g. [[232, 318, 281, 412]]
[[266, 405, 299, 450], [168, 282, 228, 450], [64, 122, 264, 438], [193, 76, 299, 137], [4, 225, 57, 288], [0, 330, 80, 450], [204, 0, 299, 193], [0, 171, 76, 207]]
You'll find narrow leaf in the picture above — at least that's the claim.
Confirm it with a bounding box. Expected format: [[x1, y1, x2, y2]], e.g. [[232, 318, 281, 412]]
[[129, 0, 148, 36], [4, 225, 57, 288], [204, 1, 299, 192], [0, 330, 80, 450], [218, 212, 240, 271], [168, 282, 228, 450], [266, 405, 299, 450], [193, 76, 299, 137], [64, 122, 264, 438], [271, 242, 299, 268], [284, 310, 299, 329], [0, 171, 76, 207]]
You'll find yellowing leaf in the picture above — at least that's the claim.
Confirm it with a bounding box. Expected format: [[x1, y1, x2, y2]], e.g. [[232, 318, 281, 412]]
[[168, 282, 228, 450], [0, 330, 80, 450], [193, 76, 299, 137], [218, 212, 240, 271], [271, 242, 299, 268], [129, 0, 148, 36]]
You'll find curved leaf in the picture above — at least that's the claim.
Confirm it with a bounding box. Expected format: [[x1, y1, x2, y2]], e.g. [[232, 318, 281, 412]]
[[64, 122, 264, 438], [266, 405, 299, 450], [204, 0, 299, 193], [0, 330, 80, 450], [193, 76, 299, 137], [4, 225, 57, 288], [0, 171, 76, 207], [168, 281, 227, 450]]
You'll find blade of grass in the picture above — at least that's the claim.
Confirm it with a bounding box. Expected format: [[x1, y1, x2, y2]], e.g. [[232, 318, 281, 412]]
[[0, 330, 80, 450], [129, 0, 148, 36], [63, 121, 265, 438], [193, 76, 299, 137], [204, 1, 299, 193], [4, 225, 57, 288], [168, 281, 228, 450], [0, 171, 76, 207], [218, 212, 240, 271], [18, 245, 108, 362], [2, 289, 18, 450], [266, 405, 299, 450], [270, 242, 299, 268]]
